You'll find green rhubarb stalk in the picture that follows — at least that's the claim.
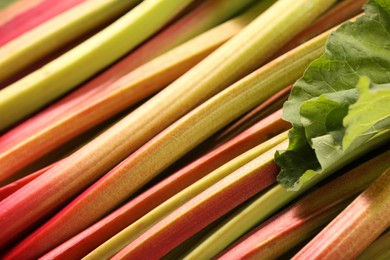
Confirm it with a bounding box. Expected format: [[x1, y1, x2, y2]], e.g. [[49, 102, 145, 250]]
[[0, 0, 266, 182], [0, 0, 333, 251], [0, 0, 195, 130], [215, 150, 390, 260], [358, 230, 390, 260], [0, 0, 140, 84], [125, 0, 260, 61], [82, 133, 287, 259], [181, 182, 312, 259]]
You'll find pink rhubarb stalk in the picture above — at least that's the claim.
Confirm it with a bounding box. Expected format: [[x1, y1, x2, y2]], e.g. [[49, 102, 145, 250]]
[[293, 164, 390, 259]]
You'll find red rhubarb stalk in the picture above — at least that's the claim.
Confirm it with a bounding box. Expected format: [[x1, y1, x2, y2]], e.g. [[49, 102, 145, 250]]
[[293, 165, 390, 259], [218, 150, 390, 259]]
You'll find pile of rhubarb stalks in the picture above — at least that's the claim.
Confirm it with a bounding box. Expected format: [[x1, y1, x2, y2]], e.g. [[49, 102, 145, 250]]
[[0, 0, 389, 259]]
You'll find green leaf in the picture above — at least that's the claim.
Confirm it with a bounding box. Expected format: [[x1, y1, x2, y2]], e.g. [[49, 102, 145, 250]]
[[343, 77, 390, 151], [276, 0, 390, 189]]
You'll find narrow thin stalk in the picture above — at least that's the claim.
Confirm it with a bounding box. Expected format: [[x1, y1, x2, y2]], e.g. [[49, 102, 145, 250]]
[[293, 167, 390, 259], [0, 0, 263, 181], [216, 150, 390, 260], [0, 0, 194, 130], [181, 184, 310, 259]]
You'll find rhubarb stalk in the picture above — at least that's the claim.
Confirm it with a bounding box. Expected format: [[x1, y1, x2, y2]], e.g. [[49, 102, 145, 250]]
[[293, 166, 390, 259], [208, 87, 291, 149], [274, 0, 365, 56]]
